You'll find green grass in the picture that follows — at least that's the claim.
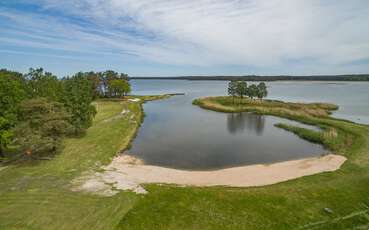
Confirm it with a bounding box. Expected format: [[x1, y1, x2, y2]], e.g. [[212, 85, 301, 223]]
[[1, 95, 369, 229], [193, 96, 339, 117], [0, 96, 167, 230], [275, 123, 324, 144]]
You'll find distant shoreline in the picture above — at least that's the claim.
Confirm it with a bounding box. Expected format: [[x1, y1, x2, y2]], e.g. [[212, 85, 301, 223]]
[[130, 74, 369, 81]]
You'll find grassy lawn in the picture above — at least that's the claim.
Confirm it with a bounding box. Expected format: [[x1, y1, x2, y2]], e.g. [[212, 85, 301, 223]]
[[0, 96, 167, 229], [1, 95, 368, 229]]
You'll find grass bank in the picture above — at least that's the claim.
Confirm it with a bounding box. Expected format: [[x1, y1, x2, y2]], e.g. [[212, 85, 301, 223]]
[[193, 96, 338, 118], [0, 95, 169, 229]]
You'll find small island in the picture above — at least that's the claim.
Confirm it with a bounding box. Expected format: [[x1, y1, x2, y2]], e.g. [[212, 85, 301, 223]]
[[193, 81, 350, 154]]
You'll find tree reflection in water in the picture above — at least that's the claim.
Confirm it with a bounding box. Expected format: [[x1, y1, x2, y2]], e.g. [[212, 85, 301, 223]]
[[227, 113, 265, 135]]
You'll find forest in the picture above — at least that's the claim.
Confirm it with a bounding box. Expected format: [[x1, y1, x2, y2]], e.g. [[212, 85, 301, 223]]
[[0, 68, 131, 162]]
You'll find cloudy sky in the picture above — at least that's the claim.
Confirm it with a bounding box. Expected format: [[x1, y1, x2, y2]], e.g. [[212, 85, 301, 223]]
[[1, 0, 369, 76]]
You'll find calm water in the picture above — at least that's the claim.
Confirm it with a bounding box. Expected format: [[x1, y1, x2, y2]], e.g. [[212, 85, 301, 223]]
[[124, 80, 369, 170]]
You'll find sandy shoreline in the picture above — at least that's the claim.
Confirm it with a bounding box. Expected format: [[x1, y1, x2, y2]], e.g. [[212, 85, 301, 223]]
[[72, 154, 346, 195]]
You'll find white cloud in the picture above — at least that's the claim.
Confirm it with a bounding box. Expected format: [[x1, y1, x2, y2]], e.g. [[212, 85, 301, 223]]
[[2, 0, 369, 73]]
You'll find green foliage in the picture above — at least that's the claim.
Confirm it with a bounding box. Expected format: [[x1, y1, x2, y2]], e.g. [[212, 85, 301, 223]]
[[0, 69, 27, 122], [248, 84, 259, 99], [85, 71, 103, 99], [14, 98, 73, 158], [0, 117, 13, 158], [61, 74, 97, 134], [0, 68, 132, 160], [78, 70, 130, 98], [109, 79, 131, 98], [0, 69, 27, 157], [227, 81, 237, 103], [226, 81, 268, 100], [25, 68, 62, 101], [235, 81, 248, 98], [256, 82, 268, 99], [101, 70, 129, 97], [275, 123, 323, 144]]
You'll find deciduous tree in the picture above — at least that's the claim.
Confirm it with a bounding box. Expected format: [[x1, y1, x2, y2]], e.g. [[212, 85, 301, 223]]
[[108, 79, 131, 98], [61, 74, 97, 134], [248, 84, 259, 99], [228, 81, 237, 103], [26, 68, 62, 101], [0, 69, 27, 122], [0, 69, 27, 158], [0, 117, 13, 159], [235, 81, 247, 98], [256, 82, 268, 99]]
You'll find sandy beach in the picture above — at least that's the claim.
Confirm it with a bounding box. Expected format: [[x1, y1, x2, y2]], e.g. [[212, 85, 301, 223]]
[[72, 154, 346, 196]]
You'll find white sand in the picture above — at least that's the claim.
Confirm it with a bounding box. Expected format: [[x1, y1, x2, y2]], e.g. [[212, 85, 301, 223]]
[[128, 98, 141, 102], [71, 154, 346, 196]]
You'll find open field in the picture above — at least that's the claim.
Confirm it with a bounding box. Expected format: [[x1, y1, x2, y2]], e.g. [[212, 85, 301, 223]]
[[1, 95, 369, 229]]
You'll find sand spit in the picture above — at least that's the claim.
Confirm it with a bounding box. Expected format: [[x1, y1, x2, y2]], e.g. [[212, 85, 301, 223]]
[[71, 154, 346, 196]]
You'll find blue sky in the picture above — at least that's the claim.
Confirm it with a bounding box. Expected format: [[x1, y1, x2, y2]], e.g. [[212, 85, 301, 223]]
[[1, 0, 369, 77]]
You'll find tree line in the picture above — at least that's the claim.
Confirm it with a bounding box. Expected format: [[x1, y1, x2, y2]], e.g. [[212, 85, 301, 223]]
[[228, 81, 268, 102], [132, 74, 369, 81], [0, 68, 131, 161]]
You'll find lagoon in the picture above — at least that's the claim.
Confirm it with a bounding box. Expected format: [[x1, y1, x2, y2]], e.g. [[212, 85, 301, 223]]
[[124, 80, 369, 170]]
